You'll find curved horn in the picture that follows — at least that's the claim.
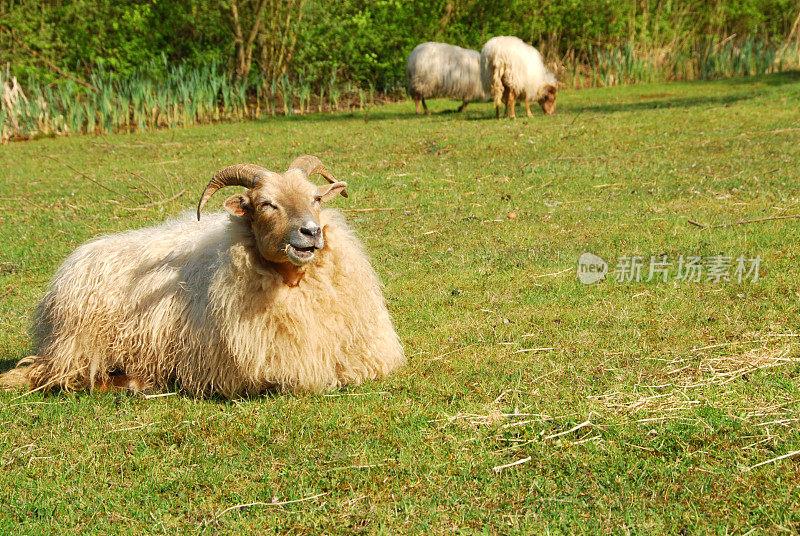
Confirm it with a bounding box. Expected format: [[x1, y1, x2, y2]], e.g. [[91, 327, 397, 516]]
[[288, 155, 348, 198], [197, 164, 275, 220]]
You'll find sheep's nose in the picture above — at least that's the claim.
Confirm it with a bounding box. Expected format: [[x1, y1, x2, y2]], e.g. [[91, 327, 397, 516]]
[[300, 221, 321, 239]]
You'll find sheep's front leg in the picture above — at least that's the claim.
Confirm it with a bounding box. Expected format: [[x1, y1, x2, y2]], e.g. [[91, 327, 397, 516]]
[[458, 101, 468, 113], [507, 89, 516, 119], [422, 98, 430, 115], [414, 96, 422, 115], [525, 99, 533, 117]]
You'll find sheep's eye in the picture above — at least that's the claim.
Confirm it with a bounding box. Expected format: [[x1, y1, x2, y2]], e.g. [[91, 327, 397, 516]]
[[257, 201, 276, 211], [312, 196, 322, 205]]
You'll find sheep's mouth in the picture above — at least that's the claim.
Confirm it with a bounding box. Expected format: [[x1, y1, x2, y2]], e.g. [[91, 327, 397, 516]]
[[286, 244, 316, 265]]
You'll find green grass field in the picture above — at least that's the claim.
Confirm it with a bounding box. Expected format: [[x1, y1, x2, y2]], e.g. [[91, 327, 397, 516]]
[[1, 73, 800, 535]]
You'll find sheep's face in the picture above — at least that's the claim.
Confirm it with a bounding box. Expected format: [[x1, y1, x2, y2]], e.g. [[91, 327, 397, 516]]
[[224, 171, 347, 267], [538, 85, 557, 115]]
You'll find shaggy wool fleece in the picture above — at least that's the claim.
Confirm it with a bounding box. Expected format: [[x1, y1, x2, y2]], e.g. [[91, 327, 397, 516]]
[[2, 210, 405, 398], [406, 42, 486, 103], [480, 36, 556, 106]]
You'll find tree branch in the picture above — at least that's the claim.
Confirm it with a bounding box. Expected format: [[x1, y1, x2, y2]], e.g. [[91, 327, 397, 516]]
[[247, 0, 269, 50], [242, 0, 269, 77], [230, 0, 244, 73], [230, 0, 268, 80]]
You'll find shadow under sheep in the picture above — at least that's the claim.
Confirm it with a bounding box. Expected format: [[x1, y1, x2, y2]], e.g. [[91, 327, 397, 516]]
[[1, 358, 19, 375]]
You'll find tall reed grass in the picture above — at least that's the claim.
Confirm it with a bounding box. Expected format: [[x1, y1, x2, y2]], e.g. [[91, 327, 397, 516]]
[[0, 55, 370, 142], [559, 37, 800, 89]]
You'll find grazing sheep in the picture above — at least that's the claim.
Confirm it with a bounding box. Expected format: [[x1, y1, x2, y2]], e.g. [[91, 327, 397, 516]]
[[406, 42, 487, 114], [0, 156, 405, 398], [480, 36, 558, 119]]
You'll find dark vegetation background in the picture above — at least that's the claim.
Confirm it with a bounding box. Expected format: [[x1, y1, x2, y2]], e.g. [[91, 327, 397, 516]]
[[2, 0, 799, 91]]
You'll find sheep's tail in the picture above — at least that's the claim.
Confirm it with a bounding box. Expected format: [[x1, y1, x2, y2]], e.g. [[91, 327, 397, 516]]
[[489, 61, 506, 108], [0, 356, 37, 390]]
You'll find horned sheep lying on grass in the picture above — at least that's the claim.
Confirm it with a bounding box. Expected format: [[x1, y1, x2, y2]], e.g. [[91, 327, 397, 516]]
[[0, 156, 405, 398], [406, 41, 487, 114], [480, 36, 558, 119]]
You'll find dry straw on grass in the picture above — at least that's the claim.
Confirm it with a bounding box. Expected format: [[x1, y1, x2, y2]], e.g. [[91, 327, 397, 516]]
[[590, 339, 799, 420]]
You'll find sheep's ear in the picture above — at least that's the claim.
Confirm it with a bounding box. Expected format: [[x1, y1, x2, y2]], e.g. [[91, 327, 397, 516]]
[[316, 181, 348, 203], [223, 193, 252, 217]]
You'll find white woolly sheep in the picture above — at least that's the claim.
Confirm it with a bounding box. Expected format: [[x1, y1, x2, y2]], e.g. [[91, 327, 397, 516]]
[[0, 156, 405, 398], [480, 36, 558, 119], [406, 42, 487, 114]]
